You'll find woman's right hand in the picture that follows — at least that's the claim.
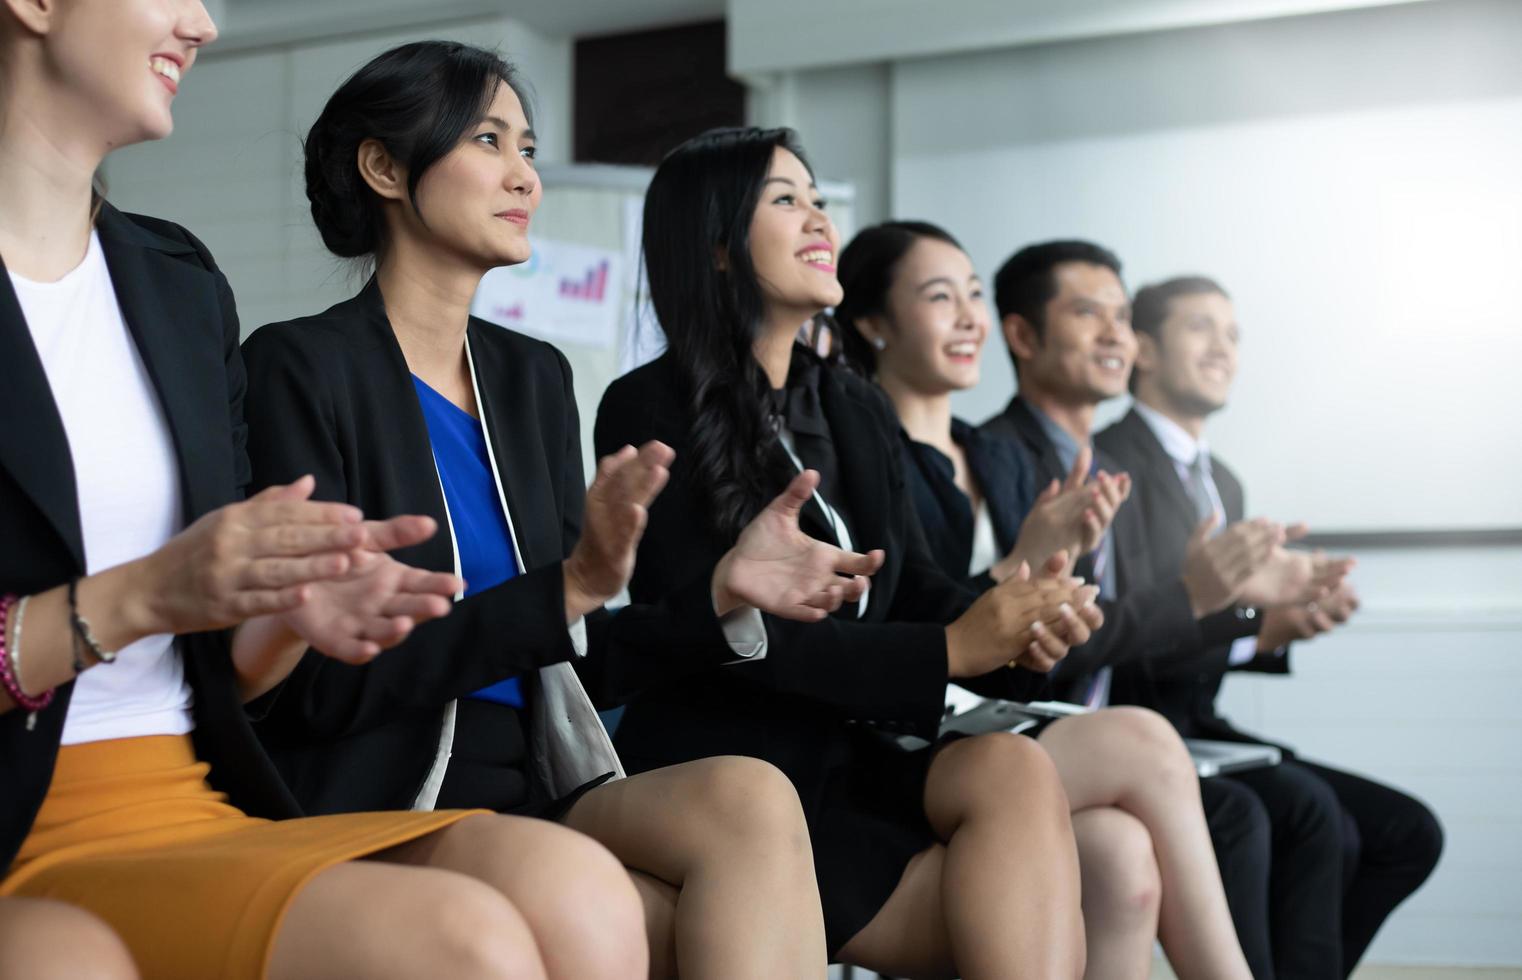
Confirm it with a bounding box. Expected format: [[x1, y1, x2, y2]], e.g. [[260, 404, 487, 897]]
[[944, 557, 1101, 679], [130, 476, 371, 637]]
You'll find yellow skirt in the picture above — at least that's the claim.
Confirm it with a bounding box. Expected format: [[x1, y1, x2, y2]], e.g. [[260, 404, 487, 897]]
[[0, 735, 480, 980]]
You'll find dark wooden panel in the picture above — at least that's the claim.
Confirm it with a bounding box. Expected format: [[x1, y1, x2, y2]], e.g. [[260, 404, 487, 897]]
[[574, 20, 745, 166]]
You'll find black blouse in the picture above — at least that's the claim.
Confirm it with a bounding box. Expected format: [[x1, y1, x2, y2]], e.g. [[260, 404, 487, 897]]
[[901, 418, 1037, 592]]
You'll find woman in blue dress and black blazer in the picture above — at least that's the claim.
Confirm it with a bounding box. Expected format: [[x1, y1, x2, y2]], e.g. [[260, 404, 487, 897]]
[[242, 43, 882, 979]]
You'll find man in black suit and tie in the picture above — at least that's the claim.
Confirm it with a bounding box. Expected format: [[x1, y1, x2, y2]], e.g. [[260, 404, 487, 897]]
[[1095, 274, 1443, 979], [979, 241, 1335, 977]]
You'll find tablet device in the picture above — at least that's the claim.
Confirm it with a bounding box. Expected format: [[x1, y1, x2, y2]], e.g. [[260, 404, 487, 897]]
[[1187, 738, 1282, 777]]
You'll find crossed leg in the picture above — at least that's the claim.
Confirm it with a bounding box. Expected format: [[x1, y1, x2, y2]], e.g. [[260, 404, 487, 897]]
[[838, 732, 1086, 980], [1039, 707, 1252, 980], [563, 755, 828, 979]]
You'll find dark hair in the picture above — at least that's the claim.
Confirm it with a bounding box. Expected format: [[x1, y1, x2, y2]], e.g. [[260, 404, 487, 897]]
[[1131, 275, 1230, 339], [304, 40, 533, 259], [1129, 275, 1230, 392], [835, 220, 964, 374], [992, 239, 1122, 374], [642, 125, 811, 541]]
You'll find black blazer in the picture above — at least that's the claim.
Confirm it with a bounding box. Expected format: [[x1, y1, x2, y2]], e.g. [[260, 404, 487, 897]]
[[1096, 408, 1288, 742], [980, 397, 1256, 702], [240, 281, 736, 814], [593, 353, 1048, 808], [0, 206, 301, 875], [901, 417, 1035, 594]]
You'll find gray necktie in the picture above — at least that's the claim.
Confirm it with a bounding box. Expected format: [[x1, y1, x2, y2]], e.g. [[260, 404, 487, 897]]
[[1185, 452, 1217, 523]]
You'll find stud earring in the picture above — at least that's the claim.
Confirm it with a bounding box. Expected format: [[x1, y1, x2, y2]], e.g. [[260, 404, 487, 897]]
[[872, 337, 887, 351]]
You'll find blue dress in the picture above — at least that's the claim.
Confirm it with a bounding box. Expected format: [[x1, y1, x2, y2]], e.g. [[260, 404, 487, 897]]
[[413, 376, 562, 813], [412, 376, 612, 817], [411, 375, 524, 708]]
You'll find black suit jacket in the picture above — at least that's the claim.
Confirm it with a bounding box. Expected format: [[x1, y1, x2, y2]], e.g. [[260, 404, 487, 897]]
[[240, 281, 735, 814], [1095, 408, 1288, 742], [593, 354, 1048, 809], [979, 397, 1257, 702], [901, 417, 1036, 594], [0, 206, 302, 875]]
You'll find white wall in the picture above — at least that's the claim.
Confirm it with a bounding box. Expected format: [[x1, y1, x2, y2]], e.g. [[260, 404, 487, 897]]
[[1218, 544, 1522, 967], [763, 62, 893, 229], [103, 14, 572, 335], [729, 0, 1439, 74], [890, 0, 1522, 534], [740, 0, 1522, 966]]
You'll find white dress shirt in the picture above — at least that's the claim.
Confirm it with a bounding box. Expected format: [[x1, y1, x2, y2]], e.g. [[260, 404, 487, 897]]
[[1132, 402, 1268, 668]]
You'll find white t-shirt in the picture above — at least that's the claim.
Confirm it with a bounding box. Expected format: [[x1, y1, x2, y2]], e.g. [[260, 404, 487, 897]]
[[11, 231, 194, 744], [967, 499, 1000, 578]]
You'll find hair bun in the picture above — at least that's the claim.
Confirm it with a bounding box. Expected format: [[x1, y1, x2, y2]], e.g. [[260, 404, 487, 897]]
[[304, 115, 376, 259]]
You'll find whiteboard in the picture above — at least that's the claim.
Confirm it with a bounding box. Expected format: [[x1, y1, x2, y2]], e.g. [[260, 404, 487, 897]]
[[892, 28, 1522, 534]]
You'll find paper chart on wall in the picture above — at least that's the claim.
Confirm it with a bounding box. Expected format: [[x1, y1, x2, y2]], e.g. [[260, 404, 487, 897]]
[[472, 238, 624, 350]]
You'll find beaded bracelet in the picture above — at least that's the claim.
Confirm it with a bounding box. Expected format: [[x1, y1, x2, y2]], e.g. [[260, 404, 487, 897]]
[[1, 593, 55, 730]]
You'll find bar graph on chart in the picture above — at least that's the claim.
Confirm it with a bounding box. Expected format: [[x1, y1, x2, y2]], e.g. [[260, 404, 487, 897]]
[[558, 260, 609, 302]]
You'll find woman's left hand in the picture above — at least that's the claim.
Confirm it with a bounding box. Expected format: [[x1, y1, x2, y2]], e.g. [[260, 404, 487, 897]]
[[711, 469, 886, 622], [233, 515, 461, 698], [563, 441, 675, 621], [276, 514, 462, 664]]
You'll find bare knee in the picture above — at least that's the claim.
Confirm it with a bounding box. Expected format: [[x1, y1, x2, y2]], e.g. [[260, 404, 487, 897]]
[[0, 900, 137, 980], [678, 756, 810, 852], [417, 876, 549, 980], [936, 732, 1071, 817], [1078, 811, 1161, 928], [490, 821, 647, 978], [1102, 707, 1197, 794]]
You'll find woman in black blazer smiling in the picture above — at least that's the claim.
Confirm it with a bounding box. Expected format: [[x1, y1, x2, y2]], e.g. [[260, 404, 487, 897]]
[[595, 127, 1105, 978], [835, 220, 1254, 980], [243, 43, 878, 980]]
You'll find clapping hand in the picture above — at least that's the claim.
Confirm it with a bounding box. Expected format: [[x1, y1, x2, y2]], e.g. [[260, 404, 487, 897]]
[[1180, 515, 1284, 616], [711, 470, 886, 622], [1238, 525, 1356, 609], [946, 550, 1102, 678], [1011, 551, 1107, 672], [144, 476, 370, 633], [231, 486, 464, 697], [1256, 580, 1361, 651], [275, 514, 463, 664], [994, 446, 1131, 581], [563, 441, 675, 621]]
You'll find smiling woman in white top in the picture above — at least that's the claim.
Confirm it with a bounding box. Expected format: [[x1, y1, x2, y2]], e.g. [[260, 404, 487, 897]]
[[0, 2, 696, 978]]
